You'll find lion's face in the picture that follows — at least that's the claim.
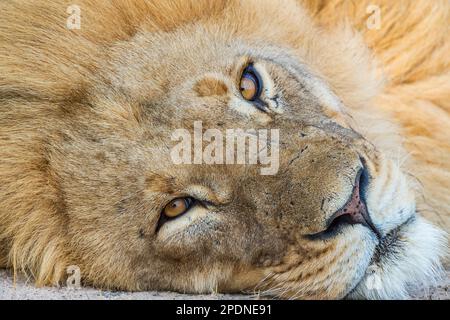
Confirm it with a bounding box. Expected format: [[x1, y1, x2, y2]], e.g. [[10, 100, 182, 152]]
[[44, 22, 444, 299]]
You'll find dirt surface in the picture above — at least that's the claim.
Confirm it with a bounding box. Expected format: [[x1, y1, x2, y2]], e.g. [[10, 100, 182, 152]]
[[0, 269, 249, 300], [0, 269, 448, 300]]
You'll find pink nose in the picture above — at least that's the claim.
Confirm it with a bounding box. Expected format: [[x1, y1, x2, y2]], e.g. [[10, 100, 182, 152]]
[[327, 170, 380, 237]]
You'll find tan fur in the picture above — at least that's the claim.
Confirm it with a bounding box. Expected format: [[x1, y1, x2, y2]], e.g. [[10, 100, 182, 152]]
[[0, 0, 448, 299]]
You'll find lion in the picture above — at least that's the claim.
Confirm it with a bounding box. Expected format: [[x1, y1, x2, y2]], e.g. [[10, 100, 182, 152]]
[[0, 0, 448, 299]]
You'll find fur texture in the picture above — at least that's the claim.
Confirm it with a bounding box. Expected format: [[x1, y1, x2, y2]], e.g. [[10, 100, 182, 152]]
[[302, 0, 450, 234], [0, 0, 448, 299]]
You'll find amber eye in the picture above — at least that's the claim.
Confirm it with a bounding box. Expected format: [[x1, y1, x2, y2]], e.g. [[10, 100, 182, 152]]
[[163, 198, 194, 218], [239, 65, 263, 101]]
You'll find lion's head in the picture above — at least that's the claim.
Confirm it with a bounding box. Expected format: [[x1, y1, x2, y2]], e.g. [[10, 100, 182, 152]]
[[0, 0, 446, 299]]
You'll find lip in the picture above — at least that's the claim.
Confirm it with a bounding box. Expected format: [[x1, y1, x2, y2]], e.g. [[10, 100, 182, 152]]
[[371, 215, 416, 263], [342, 215, 417, 299]]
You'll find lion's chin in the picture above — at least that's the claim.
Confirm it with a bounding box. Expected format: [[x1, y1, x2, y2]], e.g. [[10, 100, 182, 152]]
[[347, 216, 447, 299]]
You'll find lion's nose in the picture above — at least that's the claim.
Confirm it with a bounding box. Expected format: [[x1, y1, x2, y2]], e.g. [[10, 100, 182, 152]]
[[326, 169, 380, 237]]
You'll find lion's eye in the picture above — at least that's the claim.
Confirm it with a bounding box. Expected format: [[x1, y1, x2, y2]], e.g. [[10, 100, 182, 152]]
[[240, 65, 263, 101], [163, 198, 194, 218]]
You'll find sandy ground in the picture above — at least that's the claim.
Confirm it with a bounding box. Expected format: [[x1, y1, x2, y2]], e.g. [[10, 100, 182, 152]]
[[0, 269, 248, 300], [0, 269, 448, 300]]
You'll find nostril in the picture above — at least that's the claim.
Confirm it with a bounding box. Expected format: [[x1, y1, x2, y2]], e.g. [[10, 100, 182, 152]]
[[326, 169, 380, 237]]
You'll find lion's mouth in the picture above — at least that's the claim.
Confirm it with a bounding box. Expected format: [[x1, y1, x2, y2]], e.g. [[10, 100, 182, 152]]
[[370, 216, 415, 264], [344, 214, 447, 300]]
